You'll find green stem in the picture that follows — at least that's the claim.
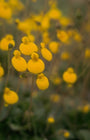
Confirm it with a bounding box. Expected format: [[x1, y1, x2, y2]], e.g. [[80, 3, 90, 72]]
[[5, 49, 11, 86], [29, 74, 34, 113], [28, 74, 38, 136], [0, 49, 11, 114]]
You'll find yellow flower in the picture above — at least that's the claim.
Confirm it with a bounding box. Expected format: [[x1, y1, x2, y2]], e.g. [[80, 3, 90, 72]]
[[59, 17, 72, 27], [0, 34, 15, 51], [8, 0, 24, 13], [19, 36, 38, 55], [41, 42, 52, 61], [85, 22, 90, 32], [49, 41, 59, 53], [32, 13, 43, 24], [28, 34, 35, 42], [85, 48, 90, 59], [3, 87, 19, 104], [15, 18, 38, 34], [28, 53, 45, 74], [41, 15, 50, 30], [57, 30, 69, 43], [83, 105, 90, 113], [0, 64, 4, 78], [48, 7, 61, 20], [47, 117, 55, 123], [67, 29, 74, 37], [36, 73, 49, 90], [12, 50, 27, 72], [0, 2, 12, 19], [63, 67, 77, 84], [61, 52, 70, 60], [42, 31, 50, 44], [53, 77, 62, 85], [73, 31, 82, 42], [64, 131, 70, 138], [15, 19, 30, 35], [50, 94, 60, 103]]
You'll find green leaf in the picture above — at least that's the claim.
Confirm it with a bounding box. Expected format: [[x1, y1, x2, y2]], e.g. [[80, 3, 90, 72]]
[[9, 123, 24, 131]]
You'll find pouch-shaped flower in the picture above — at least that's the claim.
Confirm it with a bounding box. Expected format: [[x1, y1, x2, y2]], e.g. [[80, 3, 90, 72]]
[[28, 53, 45, 74], [0, 34, 15, 51], [41, 42, 52, 61], [36, 73, 49, 90], [63, 68, 77, 84], [19, 36, 38, 55], [3, 87, 19, 104], [12, 50, 27, 72], [49, 41, 59, 54]]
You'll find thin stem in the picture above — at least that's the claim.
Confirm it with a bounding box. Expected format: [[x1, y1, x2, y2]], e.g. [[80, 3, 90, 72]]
[[5, 49, 11, 86], [0, 99, 4, 115], [16, 77, 21, 93], [28, 74, 38, 136], [29, 74, 34, 113], [78, 63, 90, 79]]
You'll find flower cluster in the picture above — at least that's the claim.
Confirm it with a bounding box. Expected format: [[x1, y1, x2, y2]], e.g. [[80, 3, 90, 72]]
[[0, 0, 90, 139], [11, 36, 52, 90]]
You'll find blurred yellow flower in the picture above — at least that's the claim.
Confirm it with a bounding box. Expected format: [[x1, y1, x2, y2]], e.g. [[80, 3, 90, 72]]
[[50, 94, 60, 103], [36, 73, 49, 90], [28, 53, 45, 74], [0, 64, 4, 78], [0, 1, 12, 19], [8, 0, 24, 13], [48, 7, 62, 20], [53, 77, 62, 85], [28, 34, 35, 42], [85, 22, 90, 32], [42, 31, 50, 44], [73, 31, 82, 42], [49, 41, 59, 54], [57, 30, 69, 43], [67, 29, 74, 37], [59, 17, 72, 27], [63, 67, 77, 84], [12, 50, 27, 72], [85, 48, 90, 59], [0, 34, 15, 51], [19, 36, 38, 55], [15, 18, 37, 35], [48, 117, 55, 123], [41, 42, 52, 61], [64, 131, 70, 138], [61, 52, 70, 60], [83, 105, 90, 113], [41, 15, 50, 30], [3, 87, 19, 104]]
